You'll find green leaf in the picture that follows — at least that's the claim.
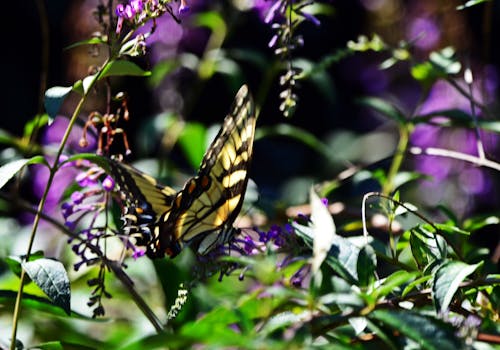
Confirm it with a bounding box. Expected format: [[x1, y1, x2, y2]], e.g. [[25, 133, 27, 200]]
[[369, 309, 464, 350], [372, 270, 419, 300], [0, 156, 46, 190], [0, 290, 92, 319], [310, 188, 335, 274], [178, 122, 207, 170], [409, 227, 440, 269], [22, 258, 71, 315], [411, 61, 439, 88], [356, 244, 377, 287], [100, 60, 151, 79], [5, 251, 45, 279], [64, 36, 107, 50], [432, 260, 482, 313], [429, 47, 461, 75], [463, 215, 500, 232], [293, 223, 359, 284], [392, 171, 428, 191], [457, 0, 491, 9], [24, 114, 50, 138], [401, 275, 433, 297], [82, 74, 98, 95], [31, 341, 65, 350], [44, 86, 73, 120], [357, 97, 407, 124]]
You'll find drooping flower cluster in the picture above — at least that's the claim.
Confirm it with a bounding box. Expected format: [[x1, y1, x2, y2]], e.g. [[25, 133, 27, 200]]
[[198, 222, 311, 287], [61, 160, 149, 317], [254, 0, 321, 117]]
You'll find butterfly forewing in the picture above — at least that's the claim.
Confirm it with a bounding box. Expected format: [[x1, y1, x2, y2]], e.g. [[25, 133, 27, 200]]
[[159, 84, 256, 257]]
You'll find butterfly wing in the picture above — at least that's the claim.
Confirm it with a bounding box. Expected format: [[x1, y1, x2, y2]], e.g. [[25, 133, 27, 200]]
[[158, 84, 256, 258], [108, 160, 177, 255]]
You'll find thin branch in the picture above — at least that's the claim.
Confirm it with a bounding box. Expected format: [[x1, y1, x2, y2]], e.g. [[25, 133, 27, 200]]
[[1, 192, 164, 333], [410, 146, 500, 172]]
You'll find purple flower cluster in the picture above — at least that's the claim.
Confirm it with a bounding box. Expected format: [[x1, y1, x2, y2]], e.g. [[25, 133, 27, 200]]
[[411, 70, 499, 215], [115, 0, 189, 34], [199, 223, 310, 287], [61, 162, 145, 272]]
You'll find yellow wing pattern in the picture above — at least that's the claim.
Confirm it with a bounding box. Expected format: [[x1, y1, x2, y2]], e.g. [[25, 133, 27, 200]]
[[110, 85, 256, 259], [156, 84, 256, 258]]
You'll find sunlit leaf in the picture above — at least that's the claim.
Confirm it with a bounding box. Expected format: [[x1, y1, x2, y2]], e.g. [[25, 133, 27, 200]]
[[64, 36, 107, 50], [44, 86, 73, 120], [409, 227, 440, 269], [178, 122, 207, 170], [24, 114, 50, 138], [310, 188, 335, 274], [5, 251, 45, 279], [100, 60, 151, 79], [401, 275, 433, 298], [0, 156, 46, 190], [22, 258, 71, 315], [369, 309, 464, 350], [293, 223, 358, 283], [432, 260, 482, 313], [457, 0, 491, 10], [463, 215, 500, 232], [0, 290, 91, 319], [372, 270, 419, 300]]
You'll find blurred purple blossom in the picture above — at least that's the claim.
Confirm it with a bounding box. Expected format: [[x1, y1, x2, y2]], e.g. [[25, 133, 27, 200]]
[[29, 117, 96, 220], [407, 17, 440, 50], [411, 68, 499, 215]]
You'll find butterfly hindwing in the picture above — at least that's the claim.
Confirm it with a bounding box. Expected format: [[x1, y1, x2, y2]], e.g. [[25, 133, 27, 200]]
[[158, 84, 256, 257], [108, 160, 176, 254]]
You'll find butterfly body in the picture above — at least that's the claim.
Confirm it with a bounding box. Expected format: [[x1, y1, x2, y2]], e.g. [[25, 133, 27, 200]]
[[109, 85, 256, 258]]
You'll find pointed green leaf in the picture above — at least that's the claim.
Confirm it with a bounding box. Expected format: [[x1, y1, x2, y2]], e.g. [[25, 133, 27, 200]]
[[0, 156, 47, 190], [22, 258, 71, 315], [5, 251, 45, 279], [370, 309, 464, 350], [100, 60, 151, 79], [294, 221, 359, 283], [357, 244, 377, 287], [82, 73, 98, 94], [0, 290, 92, 319], [64, 36, 107, 50], [372, 270, 419, 300], [433, 260, 482, 313], [178, 122, 207, 170], [44, 86, 73, 119], [310, 188, 336, 273]]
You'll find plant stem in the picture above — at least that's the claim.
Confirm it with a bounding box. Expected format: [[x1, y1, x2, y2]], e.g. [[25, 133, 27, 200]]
[[9, 65, 104, 350], [382, 125, 410, 196]]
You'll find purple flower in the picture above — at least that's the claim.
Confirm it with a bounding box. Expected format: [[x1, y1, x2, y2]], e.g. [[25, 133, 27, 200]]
[[102, 175, 115, 192], [132, 247, 146, 259], [407, 17, 440, 50], [115, 3, 125, 17], [179, 0, 190, 14], [130, 0, 144, 13]]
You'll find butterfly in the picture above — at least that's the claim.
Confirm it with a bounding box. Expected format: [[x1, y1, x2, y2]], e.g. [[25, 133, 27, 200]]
[[109, 85, 256, 259]]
